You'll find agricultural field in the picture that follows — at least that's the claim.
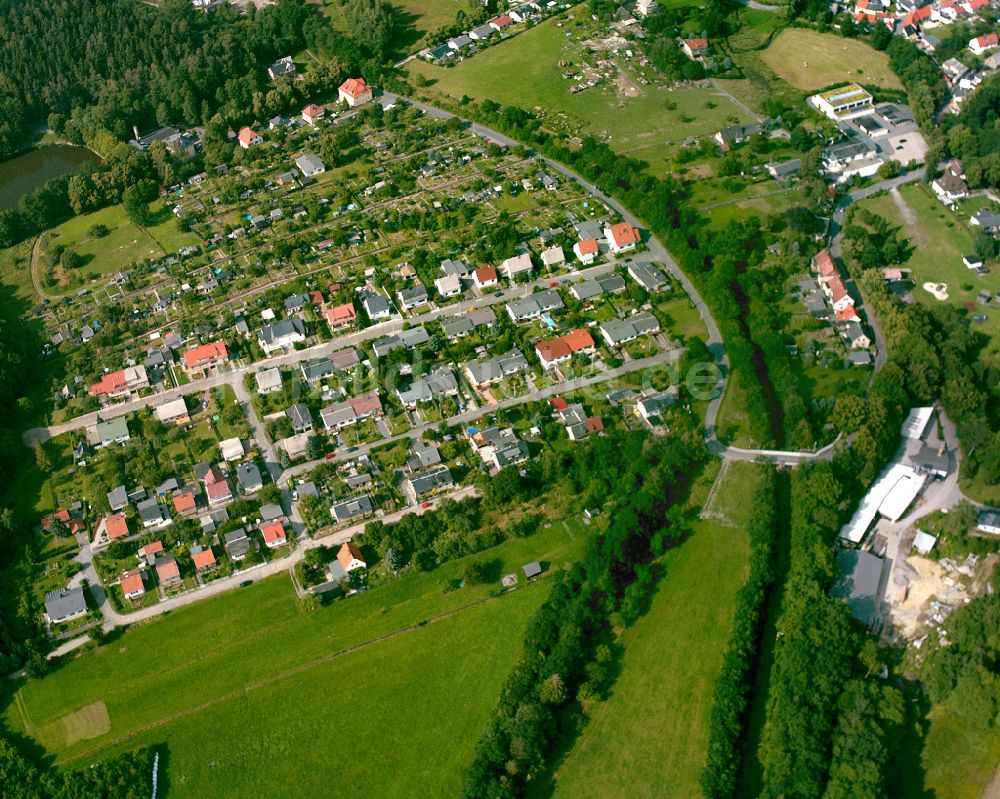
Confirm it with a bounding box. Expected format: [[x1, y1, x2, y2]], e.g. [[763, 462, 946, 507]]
[[6, 522, 585, 795], [539, 460, 755, 799], [859, 183, 1000, 364], [408, 11, 754, 176], [760, 28, 903, 92]]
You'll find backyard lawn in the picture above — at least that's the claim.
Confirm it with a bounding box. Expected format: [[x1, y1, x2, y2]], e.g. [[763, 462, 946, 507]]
[[760, 28, 903, 92], [539, 461, 755, 799], [408, 10, 753, 175], [859, 183, 1000, 365], [7, 522, 585, 795]]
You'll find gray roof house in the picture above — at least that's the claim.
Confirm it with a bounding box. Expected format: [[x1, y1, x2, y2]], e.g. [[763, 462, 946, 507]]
[[442, 316, 474, 340], [136, 497, 170, 528], [397, 367, 458, 407], [464, 348, 530, 386], [627, 261, 667, 292], [286, 403, 313, 433], [44, 586, 88, 624], [107, 485, 128, 511], [258, 319, 306, 354], [362, 292, 392, 320], [301, 357, 335, 384], [599, 312, 661, 347], [225, 529, 252, 561], [295, 153, 326, 177], [331, 494, 374, 523], [506, 289, 564, 322], [236, 462, 264, 493], [96, 418, 130, 448], [403, 465, 454, 503], [398, 283, 430, 310]]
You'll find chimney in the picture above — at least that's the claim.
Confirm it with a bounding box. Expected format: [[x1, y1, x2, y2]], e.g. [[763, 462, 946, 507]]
[[132, 125, 140, 142]]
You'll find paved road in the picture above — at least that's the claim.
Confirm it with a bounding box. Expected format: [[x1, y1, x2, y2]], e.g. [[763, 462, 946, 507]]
[[22, 261, 625, 445]]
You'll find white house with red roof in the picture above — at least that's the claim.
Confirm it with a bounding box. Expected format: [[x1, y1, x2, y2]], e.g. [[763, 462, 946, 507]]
[[260, 520, 287, 548], [324, 302, 356, 329], [604, 222, 641, 254], [302, 104, 326, 125], [191, 546, 217, 571], [237, 127, 263, 149], [473, 266, 499, 289], [96, 513, 129, 545], [969, 32, 999, 55], [90, 365, 149, 399], [120, 569, 145, 599], [155, 555, 181, 585], [535, 329, 596, 370], [338, 542, 367, 572], [203, 465, 233, 505], [573, 238, 599, 265], [489, 14, 513, 30], [338, 77, 373, 107], [681, 38, 709, 60]]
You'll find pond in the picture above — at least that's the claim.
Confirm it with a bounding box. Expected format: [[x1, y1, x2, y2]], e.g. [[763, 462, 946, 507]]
[[0, 144, 97, 211]]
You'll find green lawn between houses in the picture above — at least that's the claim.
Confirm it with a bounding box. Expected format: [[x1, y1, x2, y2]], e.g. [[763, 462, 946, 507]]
[[407, 8, 754, 177], [859, 183, 1000, 366], [6, 521, 585, 796], [538, 460, 756, 799]]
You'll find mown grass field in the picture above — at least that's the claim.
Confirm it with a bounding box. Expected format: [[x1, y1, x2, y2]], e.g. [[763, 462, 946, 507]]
[[539, 461, 756, 799], [407, 11, 753, 175], [7, 522, 585, 795], [309, 0, 462, 53], [860, 183, 1000, 363], [760, 28, 903, 91]]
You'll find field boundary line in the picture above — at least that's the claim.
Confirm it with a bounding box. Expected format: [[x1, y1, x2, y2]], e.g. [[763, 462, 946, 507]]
[[55, 586, 534, 765]]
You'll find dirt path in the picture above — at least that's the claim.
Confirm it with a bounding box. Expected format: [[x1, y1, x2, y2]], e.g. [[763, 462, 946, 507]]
[[29, 232, 52, 302], [982, 763, 1000, 799], [889, 187, 921, 242]]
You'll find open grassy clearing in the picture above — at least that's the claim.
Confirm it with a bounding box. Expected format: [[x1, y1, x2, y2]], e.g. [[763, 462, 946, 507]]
[[859, 183, 1000, 365], [540, 461, 756, 799], [43, 205, 160, 291], [760, 28, 903, 92], [8, 522, 583, 769], [894, 700, 1000, 799], [0, 239, 36, 304], [309, 0, 462, 54], [82, 589, 546, 799], [407, 10, 753, 175]]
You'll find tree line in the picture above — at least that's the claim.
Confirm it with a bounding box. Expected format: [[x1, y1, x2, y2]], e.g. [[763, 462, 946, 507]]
[[0, 740, 155, 799], [700, 463, 780, 799], [460, 430, 707, 798]]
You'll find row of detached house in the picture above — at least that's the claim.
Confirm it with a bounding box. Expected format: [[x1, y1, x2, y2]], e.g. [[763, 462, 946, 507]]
[[423, 3, 549, 63], [807, 249, 873, 362]]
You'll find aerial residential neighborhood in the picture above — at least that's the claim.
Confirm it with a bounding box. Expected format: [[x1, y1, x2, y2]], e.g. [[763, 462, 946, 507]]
[[1, 0, 999, 796]]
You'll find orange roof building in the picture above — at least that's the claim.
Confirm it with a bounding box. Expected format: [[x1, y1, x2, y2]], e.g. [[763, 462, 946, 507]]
[[338, 78, 373, 107], [302, 104, 326, 124], [192, 547, 217, 570], [172, 491, 197, 514], [324, 303, 356, 328], [260, 520, 287, 548], [183, 341, 228, 371], [338, 542, 367, 572], [103, 513, 129, 540], [604, 222, 641, 253], [120, 569, 145, 598], [237, 127, 262, 148], [535, 328, 595, 369]]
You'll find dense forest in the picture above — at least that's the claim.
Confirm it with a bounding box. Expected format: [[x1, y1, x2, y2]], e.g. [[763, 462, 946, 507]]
[[0, 0, 312, 158]]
